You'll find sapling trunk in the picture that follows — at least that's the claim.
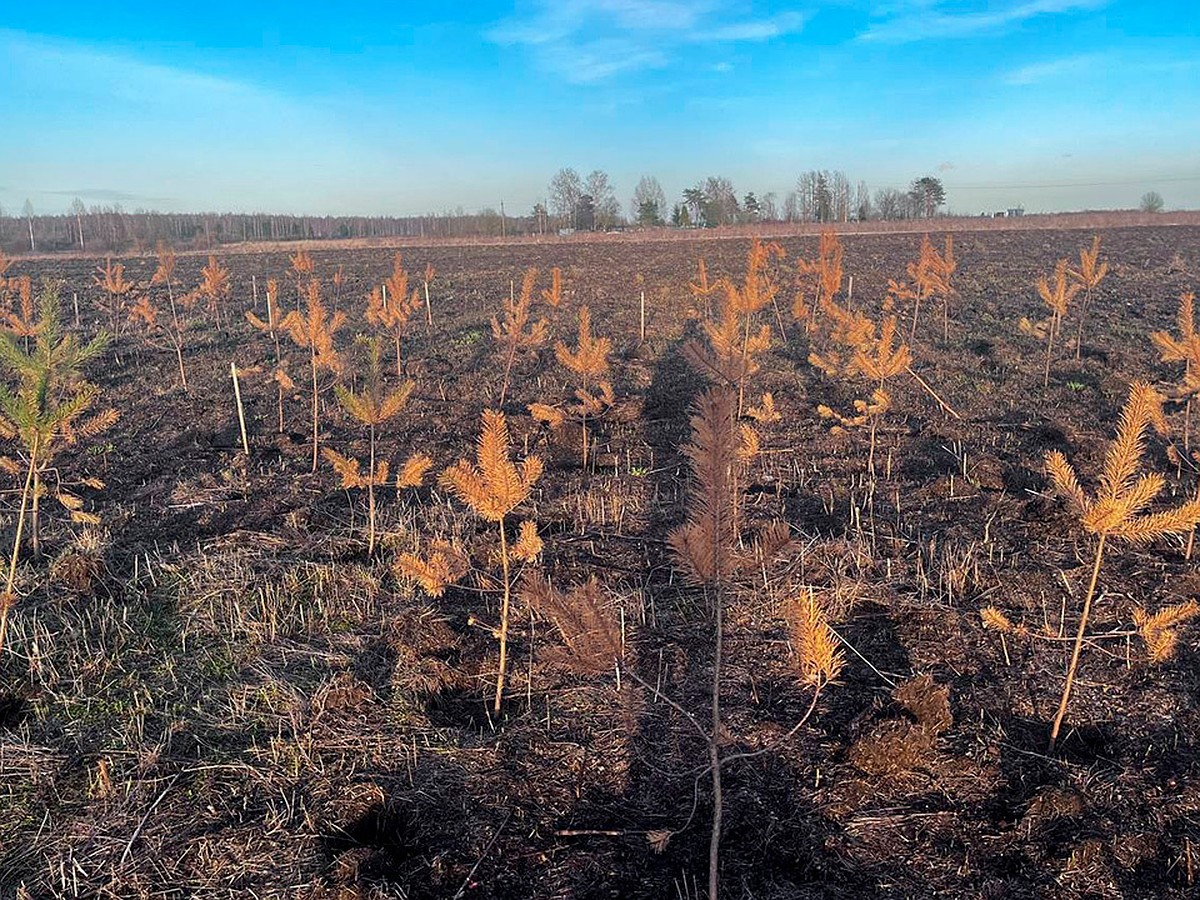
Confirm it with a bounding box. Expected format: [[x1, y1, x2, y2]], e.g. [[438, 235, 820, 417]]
[[367, 422, 377, 555], [494, 520, 512, 713], [1048, 532, 1106, 752], [1075, 287, 1090, 362], [708, 581, 724, 900], [30, 469, 41, 559], [310, 344, 320, 473], [1043, 315, 1057, 388]]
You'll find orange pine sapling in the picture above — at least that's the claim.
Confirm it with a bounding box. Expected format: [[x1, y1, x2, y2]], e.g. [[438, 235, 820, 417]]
[[1043, 381, 1200, 751], [492, 267, 549, 405], [438, 410, 543, 712], [531, 305, 613, 468], [282, 278, 346, 472], [1020, 259, 1082, 387], [366, 253, 423, 376], [1066, 235, 1108, 361]]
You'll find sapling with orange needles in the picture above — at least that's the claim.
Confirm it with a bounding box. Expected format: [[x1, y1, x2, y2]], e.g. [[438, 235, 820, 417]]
[[366, 253, 423, 376], [1151, 292, 1200, 447], [3, 277, 37, 351], [0, 283, 115, 656], [196, 255, 232, 331], [1020, 259, 1082, 387], [793, 229, 845, 334], [887, 235, 955, 341], [283, 278, 346, 472], [93, 257, 134, 338], [438, 410, 543, 712], [684, 238, 785, 415], [149, 243, 189, 389], [531, 305, 613, 468], [1043, 381, 1200, 751], [492, 267, 549, 405], [289, 249, 314, 312], [1067, 235, 1108, 361], [540, 266, 563, 309], [127, 288, 191, 391]]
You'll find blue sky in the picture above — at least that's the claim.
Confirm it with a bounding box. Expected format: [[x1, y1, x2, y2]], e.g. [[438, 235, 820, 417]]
[[1, 1, 1197, 217]]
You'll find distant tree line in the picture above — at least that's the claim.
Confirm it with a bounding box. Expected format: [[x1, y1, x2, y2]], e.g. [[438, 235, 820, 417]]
[[0, 172, 952, 254], [545, 169, 948, 232]]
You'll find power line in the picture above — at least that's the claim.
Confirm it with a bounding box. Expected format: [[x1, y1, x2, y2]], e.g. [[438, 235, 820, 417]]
[[945, 174, 1200, 191]]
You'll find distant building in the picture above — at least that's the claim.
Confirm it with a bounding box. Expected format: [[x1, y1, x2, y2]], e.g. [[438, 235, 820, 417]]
[[1007, 207, 1025, 217]]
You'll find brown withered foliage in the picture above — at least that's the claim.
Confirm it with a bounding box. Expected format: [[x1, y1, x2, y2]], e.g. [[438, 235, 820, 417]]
[[793, 229, 844, 330], [366, 253, 424, 376], [684, 238, 784, 415], [1067, 235, 1108, 360], [1044, 381, 1200, 750], [540, 266, 563, 308], [492, 267, 549, 405], [92, 257, 134, 337], [439, 409, 543, 712], [282, 278, 347, 472], [1020, 258, 1083, 387], [327, 336, 419, 553], [196, 255, 232, 330], [1151, 292, 1200, 447], [521, 572, 622, 674], [887, 234, 956, 341], [1132, 600, 1200, 663], [788, 590, 846, 689], [148, 243, 189, 389], [849, 675, 952, 776], [531, 305, 614, 467], [395, 539, 470, 598]]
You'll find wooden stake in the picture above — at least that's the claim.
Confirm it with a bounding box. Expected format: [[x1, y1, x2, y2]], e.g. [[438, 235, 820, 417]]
[[231, 362, 250, 456], [252, 274, 259, 310], [639, 290, 646, 342], [72, 292, 80, 328]]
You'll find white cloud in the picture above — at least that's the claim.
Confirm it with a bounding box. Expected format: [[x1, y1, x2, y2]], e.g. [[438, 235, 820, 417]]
[[488, 1, 805, 83], [1002, 53, 1103, 85], [860, 0, 1106, 44]]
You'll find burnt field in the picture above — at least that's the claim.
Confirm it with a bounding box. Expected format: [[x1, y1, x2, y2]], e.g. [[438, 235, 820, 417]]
[[1, 224, 1199, 899]]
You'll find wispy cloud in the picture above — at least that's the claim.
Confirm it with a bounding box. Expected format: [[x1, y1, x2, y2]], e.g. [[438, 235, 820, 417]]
[[860, 0, 1105, 44], [1002, 53, 1104, 85], [41, 188, 179, 205], [488, 1, 806, 83]]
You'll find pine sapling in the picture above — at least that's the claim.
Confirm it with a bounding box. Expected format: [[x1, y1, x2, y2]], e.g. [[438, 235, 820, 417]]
[[1043, 381, 1200, 751], [366, 254, 423, 376], [149, 243, 189, 389], [325, 336, 420, 553], [247, 278, 289, 432], [0, 283, 115, 654], [492, 268, 549, 405], [282, 278, 346, 472], [532, 305, 613, 468], [1021, 259, 1082, 387], [439, 410, 543, 712], [196, 255, 232, 331], [1067, 235, 1108, 361]]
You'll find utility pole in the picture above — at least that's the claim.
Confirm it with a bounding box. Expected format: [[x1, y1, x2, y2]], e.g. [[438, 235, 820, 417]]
[[500, 200, 506, 238]]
